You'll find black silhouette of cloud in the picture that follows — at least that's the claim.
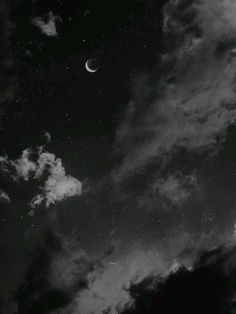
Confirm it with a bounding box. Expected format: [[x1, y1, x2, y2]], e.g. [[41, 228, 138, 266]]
[[121, 246, 236, 314]]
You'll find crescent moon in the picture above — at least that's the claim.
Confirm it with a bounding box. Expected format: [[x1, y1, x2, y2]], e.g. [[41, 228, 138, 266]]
[[85, 60, 98, 73]]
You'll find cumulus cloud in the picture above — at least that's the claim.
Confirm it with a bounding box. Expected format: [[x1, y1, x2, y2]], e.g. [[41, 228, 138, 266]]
[[11, 149, 37, 181], [115, 0, 236, 179], [30, 151, 82, 208], [0, 147, 82, 208], [32, 11, 61, 37], [0, 149, 37, 181]]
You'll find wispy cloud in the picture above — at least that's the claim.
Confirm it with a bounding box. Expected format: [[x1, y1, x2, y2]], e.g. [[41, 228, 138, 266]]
[[154, 173, 199, 206], [135, 171, 199, 212], [74, 249, 169, 314], [13, 231, 182, 314], [115, 0, 236, 179]]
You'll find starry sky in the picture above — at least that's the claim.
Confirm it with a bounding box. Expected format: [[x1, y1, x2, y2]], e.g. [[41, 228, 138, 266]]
[[2, 0, 236, 313]]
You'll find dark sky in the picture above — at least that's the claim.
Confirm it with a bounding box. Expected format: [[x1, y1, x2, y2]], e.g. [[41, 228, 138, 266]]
[[2, 0, 236, 313]]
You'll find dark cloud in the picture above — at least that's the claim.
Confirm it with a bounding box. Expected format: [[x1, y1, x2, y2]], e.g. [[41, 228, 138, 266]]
[[14, 231, 93, 314], [121, 245, 236, 314], [15, 238, 236, 314], [12, 228, 190, 314]]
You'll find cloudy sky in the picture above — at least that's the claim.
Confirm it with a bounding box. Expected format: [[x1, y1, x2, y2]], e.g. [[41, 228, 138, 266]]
[[2, 0, 236, 313]]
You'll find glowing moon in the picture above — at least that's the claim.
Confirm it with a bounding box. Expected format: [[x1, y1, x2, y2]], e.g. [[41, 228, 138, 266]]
[[85, 58, 99, 73]]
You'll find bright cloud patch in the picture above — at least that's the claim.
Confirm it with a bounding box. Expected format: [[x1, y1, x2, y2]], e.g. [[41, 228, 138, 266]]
[[0, 148, 82, 208], [11, 149, 37, 181], [31, 153, 82, 207], [32, 11, 61, 37]]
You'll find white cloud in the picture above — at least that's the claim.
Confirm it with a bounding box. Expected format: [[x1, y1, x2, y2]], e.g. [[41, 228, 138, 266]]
[[0, 149, 37, 181], [115, 0, 236, 178], [33, 150, 82, 207], [32, 155, 82, 207], [0, 148, 82, 208], [32, 11, 61, 37], [11, 149, 37, 181], [0, 190, 10, 203]]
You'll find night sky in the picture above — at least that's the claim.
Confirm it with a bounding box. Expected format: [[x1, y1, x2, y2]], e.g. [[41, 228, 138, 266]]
[[2, 0, 236, 313]]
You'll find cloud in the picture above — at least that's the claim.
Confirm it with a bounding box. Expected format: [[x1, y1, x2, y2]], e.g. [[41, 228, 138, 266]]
[[0, 147, 82, 208], [11, 149, 37, 181], [14, 232, 93, 314], [42, 173, 82, 207], [14, 231, 178, 314], [14, 231, 116, 314], [30, 150, 82, 208], [72, 249, 170, 314], [154, 172, 199, 206], [68, 231, 230, 314], [134, 171, 199, 212], [0, 190, 10, 202], [120, 245, 236, 314], [32, 11, 61, 37], [115, 0, 236, 179], [14, 228, 236, 314], [0, 149, 39, 181]]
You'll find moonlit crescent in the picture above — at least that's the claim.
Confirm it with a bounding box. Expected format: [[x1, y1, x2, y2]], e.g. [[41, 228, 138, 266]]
[[85, 59, 99, 73]]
